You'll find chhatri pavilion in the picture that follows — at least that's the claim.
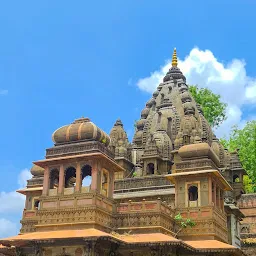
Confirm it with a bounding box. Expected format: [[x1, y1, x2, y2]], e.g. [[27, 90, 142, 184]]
[[0, 49, 247, 256]]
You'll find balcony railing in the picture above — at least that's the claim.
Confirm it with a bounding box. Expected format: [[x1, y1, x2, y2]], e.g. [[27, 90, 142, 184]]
[[114, 175, 173, 194]]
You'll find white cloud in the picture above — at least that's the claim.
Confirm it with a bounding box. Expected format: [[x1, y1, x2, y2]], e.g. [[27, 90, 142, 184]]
[[18, 168, 32, 188], [0, 191, 24, 213], [0, 168, 31, 238], [136, 47, 256, 137], [0, 218, 17, 238]]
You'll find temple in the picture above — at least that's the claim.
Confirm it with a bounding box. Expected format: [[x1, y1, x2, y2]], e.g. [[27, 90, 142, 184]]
[[0, 49, 249, 255]]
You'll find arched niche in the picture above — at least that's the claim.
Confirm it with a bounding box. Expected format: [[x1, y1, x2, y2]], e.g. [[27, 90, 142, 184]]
[[65, 166, 76, 188], [81, 164, 92, 192], [147, 163, 155, 175]]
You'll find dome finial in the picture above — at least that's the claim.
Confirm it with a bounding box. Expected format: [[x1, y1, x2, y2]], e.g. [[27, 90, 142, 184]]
[[172, 48, 178, 67]]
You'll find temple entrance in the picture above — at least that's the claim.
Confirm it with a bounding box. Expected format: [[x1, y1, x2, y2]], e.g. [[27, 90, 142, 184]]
[[147, 163, 155, 175]]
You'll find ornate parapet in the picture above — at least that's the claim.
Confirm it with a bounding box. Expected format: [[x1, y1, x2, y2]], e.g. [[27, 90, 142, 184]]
[[114, 175, 173, 193], [176, 205, 228, 242], [114, 199, 175, 234], [46, 141, 114, 159], [35, 192, 116, 231], [238, 194, 256, 236]]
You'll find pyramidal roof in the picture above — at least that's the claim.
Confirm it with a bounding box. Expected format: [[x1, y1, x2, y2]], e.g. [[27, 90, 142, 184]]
[[133, 48, 222, 160]]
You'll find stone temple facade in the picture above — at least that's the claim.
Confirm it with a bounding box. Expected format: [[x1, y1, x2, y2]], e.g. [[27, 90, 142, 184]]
[[0, 49, 248, 256]]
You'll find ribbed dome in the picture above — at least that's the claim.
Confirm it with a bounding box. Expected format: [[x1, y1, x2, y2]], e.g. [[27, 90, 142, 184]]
[[31, 165, 44, 176], [52, 117, 110, 146]]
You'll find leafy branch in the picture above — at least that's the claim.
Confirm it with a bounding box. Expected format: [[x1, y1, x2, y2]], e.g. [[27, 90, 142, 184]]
[[174, 213, 195, 237]]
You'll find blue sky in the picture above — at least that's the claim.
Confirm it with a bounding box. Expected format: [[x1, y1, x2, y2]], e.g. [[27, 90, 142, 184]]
[[0, 0, 256, 237]]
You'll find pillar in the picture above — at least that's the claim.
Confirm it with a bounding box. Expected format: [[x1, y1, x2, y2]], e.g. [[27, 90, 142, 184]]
[[108, 172, 114, 198], [218, 187, 221, 209], [213, 182, 217, 206], [208, 177, 212, 205], [58, 164, 65, 194], [42, 166, 50, 196], [91, 161, 98, 191], [75, 162, 82, 192]]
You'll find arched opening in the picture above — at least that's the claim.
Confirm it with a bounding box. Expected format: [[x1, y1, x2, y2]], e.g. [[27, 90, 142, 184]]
[[147, 163, 155, 175], [233, 174, 240, 183], [81, 165, 92, 192], [188, 186, 198, 201], [49, 169, 59, 189], [65, 167, 76, 188], [183, 135, 190, 145], [167, 117, 172, 139], [34, 199, 40, 210]]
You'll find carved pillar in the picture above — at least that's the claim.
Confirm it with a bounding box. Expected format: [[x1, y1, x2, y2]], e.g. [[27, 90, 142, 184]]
[[108, 172, 114, 198], [76, 162, 82, 192], [213, 182, 217, 206], [208, 177, 212, 205], [218, 186, 221, 208], [91, 161, 98, 191], [42, 166, 50, 196], [58, 164, 65, 194]]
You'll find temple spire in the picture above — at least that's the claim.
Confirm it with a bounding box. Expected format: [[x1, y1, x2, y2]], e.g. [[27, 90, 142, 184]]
[[172, 48, 178, 67]]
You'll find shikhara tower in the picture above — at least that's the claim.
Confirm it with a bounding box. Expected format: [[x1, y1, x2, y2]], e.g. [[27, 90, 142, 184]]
[[0, 49, 246, 256]]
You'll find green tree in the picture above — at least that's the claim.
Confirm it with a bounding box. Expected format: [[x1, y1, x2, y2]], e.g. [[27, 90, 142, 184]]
[[189, 85, 227, 128], [220, 121, 256, 192], [174, 213, 195, 237]]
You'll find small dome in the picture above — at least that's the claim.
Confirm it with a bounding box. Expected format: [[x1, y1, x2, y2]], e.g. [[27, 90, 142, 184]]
[[133, 130, 143, 143], [137, 119, 146, 130], [179, 83, 188, 93], [52, 117, 110, 146], [181, 91, 191, 102], [31, 165, 44, 176], [163, 66, 186, 82], [141, 108, 150, 118], [153, 90, 159, 98], [146, 98, 155, 108]]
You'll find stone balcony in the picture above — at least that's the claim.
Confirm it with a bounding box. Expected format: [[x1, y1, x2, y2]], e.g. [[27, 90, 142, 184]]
[[114, 199, 175, 234], [21, 192, 116, 232], [176, 205, 228, 242]]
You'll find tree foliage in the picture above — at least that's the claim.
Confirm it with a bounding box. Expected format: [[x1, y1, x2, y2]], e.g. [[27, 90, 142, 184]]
[[220, 121, 256, 192], [189, 85, 227, 128], [174, 213, 195, 237]]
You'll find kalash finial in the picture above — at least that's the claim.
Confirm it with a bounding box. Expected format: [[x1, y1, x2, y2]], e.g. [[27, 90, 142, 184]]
[[172, 48, 178, 67]]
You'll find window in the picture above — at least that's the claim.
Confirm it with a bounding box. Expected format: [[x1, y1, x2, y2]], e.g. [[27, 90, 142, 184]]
[[147, 163, 155, 175], [233, 174, 240, 182], [188, 186, 198, 201], [65, 167, 76, 188], [49, 169, 59, 189], [183, 135, 190, 145], [34, 199, 40, 210], [81, 165, 92, 187]]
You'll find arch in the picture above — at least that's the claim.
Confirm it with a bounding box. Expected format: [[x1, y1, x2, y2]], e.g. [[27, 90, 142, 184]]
[[34, 199, 40, 210], [49, 169, 59, 189], [81, 164, 92, 187], [188, 186, 198, 201], [147, 163, 155, 175], [233, 174, 240, 183], [65, 167, 76, 188]]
